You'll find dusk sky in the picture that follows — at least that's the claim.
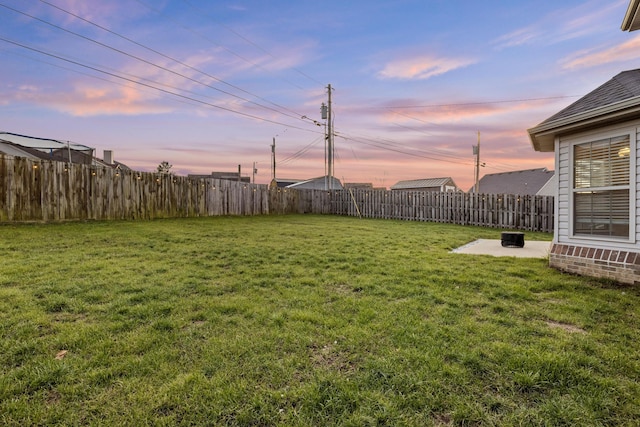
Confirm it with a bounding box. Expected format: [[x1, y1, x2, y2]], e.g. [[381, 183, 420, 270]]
[[1, 0, 637, 189]]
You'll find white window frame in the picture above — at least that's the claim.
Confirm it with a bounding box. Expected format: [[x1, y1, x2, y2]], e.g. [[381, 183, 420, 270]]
[[568, 127, 636, 243]]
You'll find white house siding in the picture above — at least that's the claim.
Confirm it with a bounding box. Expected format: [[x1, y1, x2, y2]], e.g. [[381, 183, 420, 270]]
[[637, 125, 640, 244], [549, 122, 640, 285]]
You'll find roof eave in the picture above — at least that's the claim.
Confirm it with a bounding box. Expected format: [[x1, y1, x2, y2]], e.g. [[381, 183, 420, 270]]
[[622, 0, 640, 31], [528, 95, 640, 152]]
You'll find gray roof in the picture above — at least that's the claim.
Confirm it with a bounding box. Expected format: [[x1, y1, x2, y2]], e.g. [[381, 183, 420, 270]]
[[0, 138, 97, 165], [529, 69, 640, 151], [0, 131, 93, 152], [391, 177, 457, 190], [286, 176, 343, 190], [540, 69, 640, 125], [0, 131, 125, 167], [0, 141, 42, 160], [272, 178, 304, 188], [472, 168, 554, 195]]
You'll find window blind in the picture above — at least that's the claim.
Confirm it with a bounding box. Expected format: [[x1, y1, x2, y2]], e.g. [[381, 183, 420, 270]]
[[573, 135, 630, 238]]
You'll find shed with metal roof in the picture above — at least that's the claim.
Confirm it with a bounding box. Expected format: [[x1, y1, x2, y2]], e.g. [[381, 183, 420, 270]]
[[390, 177, 459, 192]]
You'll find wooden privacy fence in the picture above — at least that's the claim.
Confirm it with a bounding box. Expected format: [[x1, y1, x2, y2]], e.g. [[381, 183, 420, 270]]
[[0, 155, 553, 231], [0, 155, 300, 221], [329, 189, 554, 232]]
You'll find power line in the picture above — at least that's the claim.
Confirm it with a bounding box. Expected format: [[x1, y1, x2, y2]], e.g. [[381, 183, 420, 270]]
[[279, 136, 323, 164], [0, 36, 322, 134], [347, 104, 552, 172], [0, 2, 310, 124], [388, 109, 441, 130], [0, 46, 218, 110], [37, 0, 311, 121], [333, 122, 473, 163], [180, 0, 324, 87], [335, 132, 474, 166], [134, 0, 309, 93], [370, 95, 580, 109], [341, 130, 541, 173]]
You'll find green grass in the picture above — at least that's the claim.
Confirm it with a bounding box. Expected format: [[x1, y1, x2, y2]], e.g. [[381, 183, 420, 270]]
[[0, 215, 638, 426]]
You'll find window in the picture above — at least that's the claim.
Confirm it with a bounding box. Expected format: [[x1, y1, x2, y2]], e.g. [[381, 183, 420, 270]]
[[573, 135, 630, 238]]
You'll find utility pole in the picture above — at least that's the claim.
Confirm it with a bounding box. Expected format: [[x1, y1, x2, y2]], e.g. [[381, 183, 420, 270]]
[[238, 164, 241, 182], [321, 103, 327, 189], [326, 84, 333, 190], [271, 137, 276, 181], [252, 162, 257, 184], [474, 131, 480, 193], [321, 102, 327, 190]]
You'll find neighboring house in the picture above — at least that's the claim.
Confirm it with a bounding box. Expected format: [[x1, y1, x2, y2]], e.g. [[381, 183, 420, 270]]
[[528, 69, 640, 285], [469, 168, 555, 196], [286, 176, 343, 190], [188, 171, 250, 183], [94, 149, 130, 171], [536, 174, 557, 197], [390, 177, 459, 192], [0, 131, 128, 169], [0, 139, 44, 161], [0, 131, 94, 165]]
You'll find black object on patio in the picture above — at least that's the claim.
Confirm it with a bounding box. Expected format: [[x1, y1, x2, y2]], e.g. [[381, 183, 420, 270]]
[[501, 232, 525, 248]]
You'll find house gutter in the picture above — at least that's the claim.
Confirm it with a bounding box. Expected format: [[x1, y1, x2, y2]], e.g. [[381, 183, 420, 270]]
[[528, 95, 640, 152], [622, 0, 640, 31]]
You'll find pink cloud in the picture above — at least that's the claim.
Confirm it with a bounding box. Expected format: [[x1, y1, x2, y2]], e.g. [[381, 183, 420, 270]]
[[561, 35, 640, 70], [12, 81, 172, 116], [377, 55, 476, 80], [379, 104, 500, 123], [369, 97, 559, 126]]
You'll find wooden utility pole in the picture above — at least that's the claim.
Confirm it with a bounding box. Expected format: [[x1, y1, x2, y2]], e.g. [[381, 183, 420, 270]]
[[326, 84, 333, 190], [321, 102, 328, 190], [271, 137, 276, 181], [474, 131, 480, 193]]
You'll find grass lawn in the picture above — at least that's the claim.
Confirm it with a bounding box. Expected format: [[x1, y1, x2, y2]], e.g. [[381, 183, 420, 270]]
[[1, 215, 639, 426]]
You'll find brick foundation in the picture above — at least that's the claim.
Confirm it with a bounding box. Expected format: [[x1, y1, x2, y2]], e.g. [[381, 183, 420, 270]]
[[550, 244, 640, 285]]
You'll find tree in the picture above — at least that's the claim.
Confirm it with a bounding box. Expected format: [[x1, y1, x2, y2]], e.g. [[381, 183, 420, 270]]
[[157, 161, 173, 175]]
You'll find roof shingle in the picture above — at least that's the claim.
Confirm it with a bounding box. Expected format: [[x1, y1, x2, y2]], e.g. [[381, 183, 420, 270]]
[[540, 69, 640, 125], [473, 168, 554, 195]]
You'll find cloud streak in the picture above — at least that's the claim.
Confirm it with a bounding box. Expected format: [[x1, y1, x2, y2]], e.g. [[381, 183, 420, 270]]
[[493, 0, 623, 49], [8, 78, 172, 116], [41, 0, 147, 25], [377, 55, 476, 80], [561, 35, 640, 70], [364, 97, 563, 127]]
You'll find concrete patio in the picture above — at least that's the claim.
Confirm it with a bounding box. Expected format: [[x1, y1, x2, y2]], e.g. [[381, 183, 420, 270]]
[[451, 239, 552, 258]]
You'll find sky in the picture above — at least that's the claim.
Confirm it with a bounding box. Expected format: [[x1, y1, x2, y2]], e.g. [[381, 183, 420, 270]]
[[0, 0, 638, 190]]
